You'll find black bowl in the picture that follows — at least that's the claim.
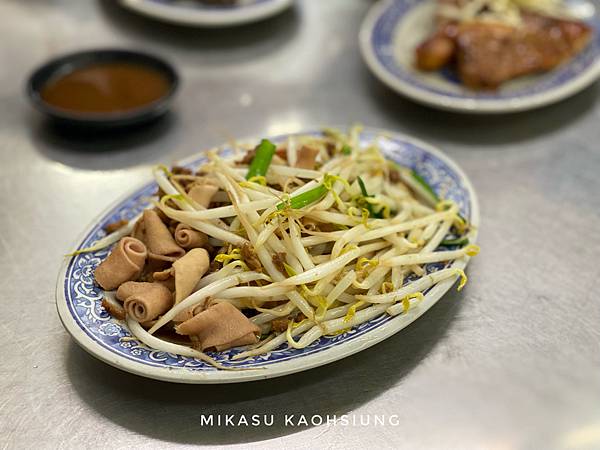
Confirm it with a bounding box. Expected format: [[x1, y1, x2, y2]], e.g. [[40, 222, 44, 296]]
[[26, 48, 179, 129]]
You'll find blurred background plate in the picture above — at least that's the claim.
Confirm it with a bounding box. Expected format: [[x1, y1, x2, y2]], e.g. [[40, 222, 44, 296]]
[[360, 0, 600, 113], [119, 0, 294, 27]]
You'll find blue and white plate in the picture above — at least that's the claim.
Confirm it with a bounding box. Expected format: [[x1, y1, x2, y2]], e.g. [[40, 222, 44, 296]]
[[56, 127, 479, 383], [119, 0, 293, 27], [360, 0, 600, 113]]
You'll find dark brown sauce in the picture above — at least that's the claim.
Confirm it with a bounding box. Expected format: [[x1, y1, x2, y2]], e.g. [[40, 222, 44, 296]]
[[41, 62, 170, 114]]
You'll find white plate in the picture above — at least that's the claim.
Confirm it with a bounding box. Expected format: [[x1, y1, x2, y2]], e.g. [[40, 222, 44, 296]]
[[56, 127, 479, 384], [119, 0, 294, 27], [359, 0, 600, 113]]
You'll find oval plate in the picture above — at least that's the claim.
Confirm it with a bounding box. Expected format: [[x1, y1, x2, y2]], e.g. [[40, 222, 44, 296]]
[[56, 127, 480, 384], [119, 0, 294, 27], [360, 0, 600, 113]]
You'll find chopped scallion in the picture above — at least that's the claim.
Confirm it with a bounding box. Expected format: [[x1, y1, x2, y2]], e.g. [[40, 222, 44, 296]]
[[356, 176, 383, 218], [411, 170, 440, 203], [357, 176, 369, 197], [246, 139, 276, 180], [276, 184, 328, 210], [440, 237, 469, 246]]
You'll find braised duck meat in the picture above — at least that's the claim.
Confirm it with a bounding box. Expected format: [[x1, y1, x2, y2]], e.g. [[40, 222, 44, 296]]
[[415, 1, 592, 89]]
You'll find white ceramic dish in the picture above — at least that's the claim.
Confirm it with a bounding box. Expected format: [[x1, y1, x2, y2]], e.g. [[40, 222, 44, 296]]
[[359, 0, 600, 113], [119, 0, 294, 27], [56, 127, 479, 384]]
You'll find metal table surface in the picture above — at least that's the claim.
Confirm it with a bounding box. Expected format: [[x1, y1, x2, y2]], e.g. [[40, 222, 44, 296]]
[[1, 1, 599, 449]]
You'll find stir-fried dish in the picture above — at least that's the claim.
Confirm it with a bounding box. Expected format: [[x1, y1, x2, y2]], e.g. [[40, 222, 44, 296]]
[[415, 0, 593, 89], [80, 127, 478, 369]]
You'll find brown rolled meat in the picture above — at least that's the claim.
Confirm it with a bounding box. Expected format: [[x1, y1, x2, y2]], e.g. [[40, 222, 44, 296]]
[[170, 248, 210, 322], [152, 268, 172, 282], [173, 303, 205, 324], [188, 184, 219, 208], [145, 254, 176, 274], [295, 145, 320, 170], [148, 271, 175, 297], [101, 297, 126, 320], [175, 302, 260, 351], [143, 209, 185, 259], [94, 237, 147, 291], [123, 282, 173, 322], [172, 248, 210, 304], [154, 277, 176, 292], [117, 281, 151, 302], [131, 217, 145, 242], [174, 223, 208, 249]]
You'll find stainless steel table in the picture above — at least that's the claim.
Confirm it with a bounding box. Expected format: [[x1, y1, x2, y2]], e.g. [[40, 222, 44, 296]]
[[2, 1, 599, 449]]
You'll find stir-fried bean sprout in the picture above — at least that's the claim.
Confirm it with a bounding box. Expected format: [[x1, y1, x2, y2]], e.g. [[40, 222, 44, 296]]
[[94, 127, 478, 366]]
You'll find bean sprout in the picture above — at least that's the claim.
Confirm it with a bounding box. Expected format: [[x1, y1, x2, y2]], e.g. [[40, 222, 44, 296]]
[[94, 127, 478, 366]]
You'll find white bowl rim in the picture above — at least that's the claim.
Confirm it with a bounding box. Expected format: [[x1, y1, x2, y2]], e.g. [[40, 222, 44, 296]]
[[118, 0, 294, 27]]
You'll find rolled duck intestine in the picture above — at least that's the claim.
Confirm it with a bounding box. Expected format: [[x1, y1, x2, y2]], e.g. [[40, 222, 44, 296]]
[[153, 276, 176, 292], [101, 296, 126, 320], [175, 302, 260, 351], [187, 182, 219, 208], [117, 281, 152, 301], [121, 282, 174, 323], [152, 248, 211, 322], [143, 209, 185, 261], [131, 217, 146, 242], [295, 145, 320, 170], [173, 248, 210, 302], [94, 237, 147, 290], [174, 223, 208, 249]]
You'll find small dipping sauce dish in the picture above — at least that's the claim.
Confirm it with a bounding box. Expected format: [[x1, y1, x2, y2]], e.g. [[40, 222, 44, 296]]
[[27, 49, 179, 129]]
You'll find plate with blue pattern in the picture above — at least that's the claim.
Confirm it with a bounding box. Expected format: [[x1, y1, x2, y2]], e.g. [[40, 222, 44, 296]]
[[119, 0, 294, 27], [56, 127, 480, 383], [359, 0, 600, 113]]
